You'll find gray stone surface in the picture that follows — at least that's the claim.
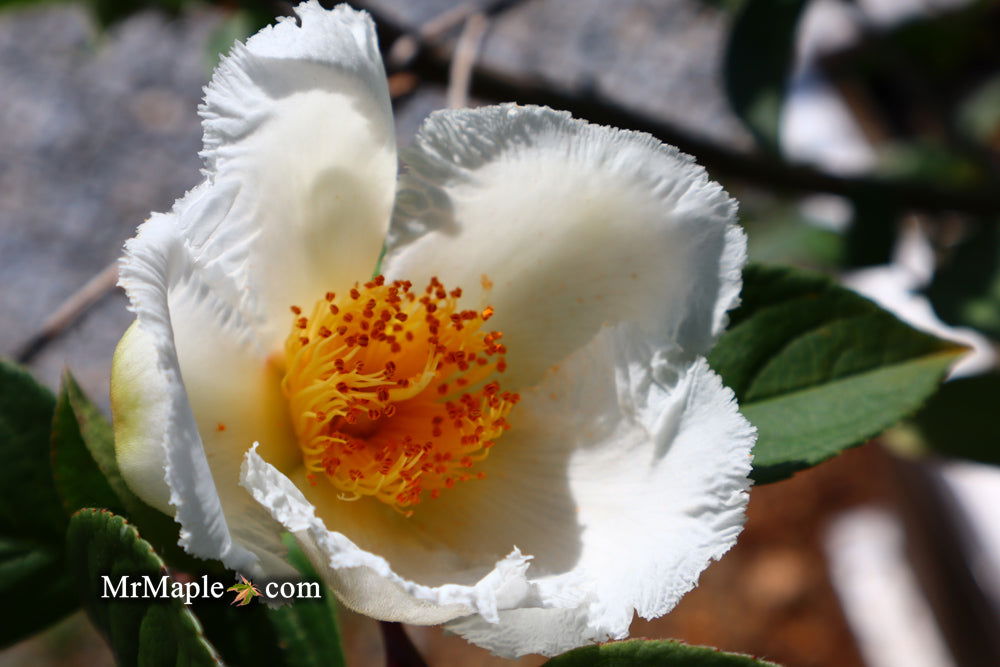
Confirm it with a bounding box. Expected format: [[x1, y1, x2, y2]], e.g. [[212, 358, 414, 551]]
[[0, 5, 220, 407], [481, 0, 750, 145], [367, 0, 750, 145], [0, 5, 218, 347]]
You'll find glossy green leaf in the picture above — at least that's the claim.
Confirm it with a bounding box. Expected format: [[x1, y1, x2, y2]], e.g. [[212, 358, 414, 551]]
[[545, 639, 778, 666], [711, 265, 965, 482], [723, 0, 807, 150], [0, 360, 77, 646], [912, 373, 1000, 466], [66, 509, 221, 667]]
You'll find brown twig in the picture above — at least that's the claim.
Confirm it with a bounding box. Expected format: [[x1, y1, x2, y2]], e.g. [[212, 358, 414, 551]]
[[14, 261, 119, 364], [447, 13, 489, 109], [384, 0, 524, 72]]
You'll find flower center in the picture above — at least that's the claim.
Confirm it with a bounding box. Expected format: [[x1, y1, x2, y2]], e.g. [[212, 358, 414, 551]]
[[281, 275, 518, 514]]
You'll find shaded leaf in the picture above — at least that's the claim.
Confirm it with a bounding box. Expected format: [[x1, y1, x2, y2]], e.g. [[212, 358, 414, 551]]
[[723, 0, 807, 150], [0, 360, 77, 646], [545, 639, 779, 666], [263, 534, 345, 667], [925, 221, 1000, 340], [0, 536, 78, 648], [66, 509, 221, 666], [0, 360, 66, 538], [912, 373, 1000, 466], [194, 535, 345, 667], [711, 265, 965, 482], [54, 372, 212, 574], [51, 373, 126, 516]]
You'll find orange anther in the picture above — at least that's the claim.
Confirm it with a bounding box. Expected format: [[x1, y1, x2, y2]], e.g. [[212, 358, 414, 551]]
[[282, 275, 517, 512]]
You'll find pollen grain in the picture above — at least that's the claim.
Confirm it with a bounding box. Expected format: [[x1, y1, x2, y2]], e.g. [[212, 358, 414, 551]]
[[282, 276, 518, 514]]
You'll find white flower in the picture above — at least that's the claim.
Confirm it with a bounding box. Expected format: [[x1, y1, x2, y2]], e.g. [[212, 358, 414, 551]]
[[111, 1, 755, 658]]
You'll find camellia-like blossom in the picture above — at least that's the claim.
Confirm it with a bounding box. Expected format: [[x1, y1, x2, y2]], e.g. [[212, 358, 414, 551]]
[[111, 1, 755, 657]]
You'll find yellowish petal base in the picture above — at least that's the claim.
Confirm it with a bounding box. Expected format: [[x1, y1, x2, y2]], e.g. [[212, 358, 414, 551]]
[[281, 275, 518, 514]]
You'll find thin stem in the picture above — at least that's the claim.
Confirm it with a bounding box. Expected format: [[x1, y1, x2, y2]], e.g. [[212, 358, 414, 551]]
[[380, 622, 428, 667]]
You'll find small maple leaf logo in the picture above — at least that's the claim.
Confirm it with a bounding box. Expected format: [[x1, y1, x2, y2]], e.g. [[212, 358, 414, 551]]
[[227, 575, 261, 606]]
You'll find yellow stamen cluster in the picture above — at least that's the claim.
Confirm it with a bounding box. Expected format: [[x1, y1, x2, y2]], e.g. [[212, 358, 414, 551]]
[[282, 275, 518, 514]]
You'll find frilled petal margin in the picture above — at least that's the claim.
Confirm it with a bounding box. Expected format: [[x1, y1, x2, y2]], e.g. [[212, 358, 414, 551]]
[[117, 214, 267, 574], [241, 446, 545, 626], [386, 104, 746, 390], [444, 335, 755, 657], [239, 323, 754, 657], [190, 0, 396, 338], [115, 2, 396, 575]]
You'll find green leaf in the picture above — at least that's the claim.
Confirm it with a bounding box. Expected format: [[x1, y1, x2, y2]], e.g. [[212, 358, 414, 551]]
[[711, 265, 965, 483], [0, 360, 66, 537], [264, 534, 345, 667], [545, 639, 779, 666], [191, 601, 286, 667], [0, 359, 77, 646], [911, 373, 1000, 466], [66, 509, 222, 666], [723, 0, 808, 151], [51, 372, 126, 515], [0, 535, 78, 648], [744, 211, 843, 271], [53, 371, 211, 574], [925, 222, 1000, 340], [266, 594, 346, 667], [194, 535, 345, 667]]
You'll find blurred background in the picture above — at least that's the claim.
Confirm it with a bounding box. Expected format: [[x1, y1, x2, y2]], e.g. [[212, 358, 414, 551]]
[[1, 0, 999, 665]]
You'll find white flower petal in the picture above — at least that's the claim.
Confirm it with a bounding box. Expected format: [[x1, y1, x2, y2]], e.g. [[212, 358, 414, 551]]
[[117, 214, 260, 572], [118, 213, 297, 577], [114, 1, 398, 576], [240, 320, 753, 657], [385, 104, 744, 388], [439, 327, 755, 657], [240, 446, 551, 625], [113, 315, 296, 577], [185, 1, 396, 339], [111, 321, 173, 514]]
